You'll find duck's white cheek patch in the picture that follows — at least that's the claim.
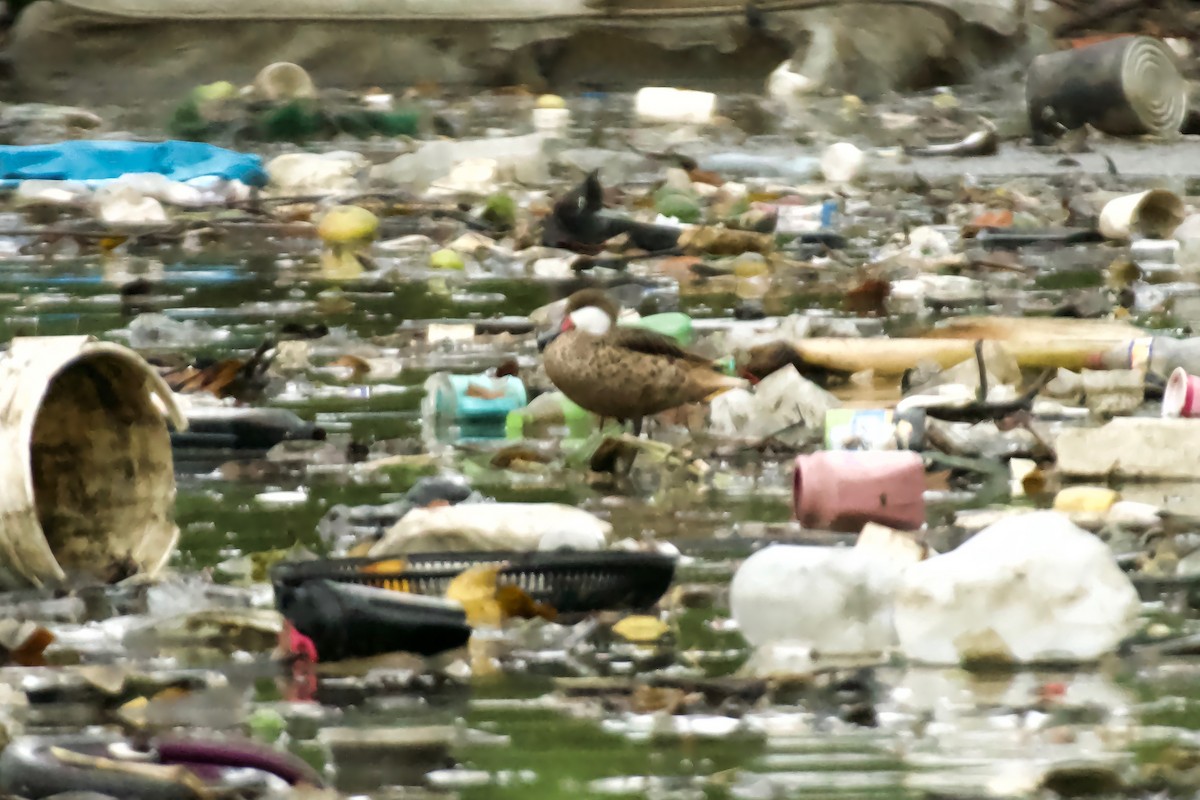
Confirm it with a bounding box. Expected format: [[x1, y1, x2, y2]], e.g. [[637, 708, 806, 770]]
[[569, 307, 612, 335]]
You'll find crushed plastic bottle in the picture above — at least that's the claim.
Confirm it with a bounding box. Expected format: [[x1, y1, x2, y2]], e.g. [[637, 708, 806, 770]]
[[126, 313, 230, 348], [696, 152, 821, 182], [372, 134, 549, 191], [1087, 336, 1200, 380]]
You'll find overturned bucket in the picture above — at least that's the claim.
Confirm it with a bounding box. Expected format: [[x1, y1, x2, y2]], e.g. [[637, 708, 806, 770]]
[[1025, 36, 1187, 139], [0, 336, 185, 589]]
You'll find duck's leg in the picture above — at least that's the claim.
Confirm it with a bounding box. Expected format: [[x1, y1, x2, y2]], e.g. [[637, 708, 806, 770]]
[[632, 417, 644, 438]]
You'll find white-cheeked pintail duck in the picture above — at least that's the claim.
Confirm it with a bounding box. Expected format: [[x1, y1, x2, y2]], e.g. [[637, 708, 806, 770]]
[[539, 289, 746, 434]]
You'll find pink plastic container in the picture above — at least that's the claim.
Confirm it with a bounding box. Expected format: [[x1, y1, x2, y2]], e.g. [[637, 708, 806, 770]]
[[793, 451, 927, 532], [1163, 366, 1200, 418]]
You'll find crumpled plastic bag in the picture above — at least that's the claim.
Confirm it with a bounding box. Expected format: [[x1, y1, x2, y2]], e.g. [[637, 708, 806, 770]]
[[369, 502, 610, 556], [95, 184, 168, 225], [266, 151, 369, 196], [709, 364, 839, 440]]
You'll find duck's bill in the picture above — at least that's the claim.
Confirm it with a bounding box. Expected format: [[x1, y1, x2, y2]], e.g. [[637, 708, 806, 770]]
[[537, 329, 562, 352]]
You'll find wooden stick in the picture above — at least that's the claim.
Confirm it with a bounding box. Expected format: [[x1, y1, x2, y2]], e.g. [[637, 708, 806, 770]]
[[974, 339, 988, 403]]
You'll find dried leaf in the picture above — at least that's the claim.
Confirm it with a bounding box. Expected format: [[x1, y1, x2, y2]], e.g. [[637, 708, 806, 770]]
[[612, 615, 670, 643], [273, 203, 318, 223], [78, 664, 130, 695], [362, 558, 408, 574], [489, 84, 535, 97], [116, 696, 150, 728], [589, 436, 641, 474], [924, 470, 952, 492], [160, 365, 199, 387], [168, 358, 246, 398], [856, 522, 931, 563], [201, 360, 248, 397], [406, 81, 443, 98], [678, 226, 774, 256], [445, 564, 506, 628], [248, 547, 301, 582], [50, 746, 205, 789], [491, 445, 551, 469], [656, 255, 705, 280], [687, 168, 725, 188], [468, 637, 502, 678], [1066, 34, 1129, 49], [741, 341, 805, 382], [346, 539, 375, 558], [445, 564, 554, 627], [465, 382, 507, 400], [630, 685, 687, 714], [360, 559, 413, 592], [332, 354, 372, 379], [844, 278, 891, 317], [169, 368, 206, 393], [1022, 466, 1048, 497], [152, 686, 192, 703], [964, 209, 1014, 237], [8, 625, 54, 667], [970, 251, 1027, 274], [495, 585, 556, 622], [972, 209, 1013, 228]]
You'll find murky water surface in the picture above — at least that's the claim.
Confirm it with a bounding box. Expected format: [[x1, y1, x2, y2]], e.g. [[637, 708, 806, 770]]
[[4, 84, 1200, 799], [0, 252, 1194, 799]]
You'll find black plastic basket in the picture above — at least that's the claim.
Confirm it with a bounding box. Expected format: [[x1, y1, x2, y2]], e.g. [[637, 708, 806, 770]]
[[278, 579, 471, 661], [271, 550, 677, 615]]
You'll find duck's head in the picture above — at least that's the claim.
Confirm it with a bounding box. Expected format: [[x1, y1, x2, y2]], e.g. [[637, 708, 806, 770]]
[[561, 289, 618, 334], [537, 289, 619, 351]]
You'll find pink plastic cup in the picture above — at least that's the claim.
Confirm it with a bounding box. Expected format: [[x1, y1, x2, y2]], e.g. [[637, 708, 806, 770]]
[[1163, 367, 1200, 418], [793, 451, 927, 533]]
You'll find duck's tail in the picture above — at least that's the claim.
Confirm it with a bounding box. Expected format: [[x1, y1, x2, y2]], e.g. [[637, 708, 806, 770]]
[[694, 369, 750, 403]]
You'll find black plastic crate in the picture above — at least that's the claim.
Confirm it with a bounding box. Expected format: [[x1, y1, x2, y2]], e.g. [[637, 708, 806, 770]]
[[271, 550, 677, 615]]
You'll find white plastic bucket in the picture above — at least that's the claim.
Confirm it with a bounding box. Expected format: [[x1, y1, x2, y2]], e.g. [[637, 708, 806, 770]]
[[0, 336, 186, 589]]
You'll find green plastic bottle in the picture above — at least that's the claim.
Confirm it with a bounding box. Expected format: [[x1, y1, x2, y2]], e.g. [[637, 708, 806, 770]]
[[621, 312, 694, 346]]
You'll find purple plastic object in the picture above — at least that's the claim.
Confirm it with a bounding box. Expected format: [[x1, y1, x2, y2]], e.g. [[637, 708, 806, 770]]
[[793, 450, 927, 532], [155, 737, 323, 787]]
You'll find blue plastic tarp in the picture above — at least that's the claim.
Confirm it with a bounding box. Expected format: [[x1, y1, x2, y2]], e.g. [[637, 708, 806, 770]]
[[0, 140, 267, 188]]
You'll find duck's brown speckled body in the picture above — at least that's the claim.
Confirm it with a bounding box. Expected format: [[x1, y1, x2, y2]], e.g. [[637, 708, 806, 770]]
[[542, 290, 745, 429]]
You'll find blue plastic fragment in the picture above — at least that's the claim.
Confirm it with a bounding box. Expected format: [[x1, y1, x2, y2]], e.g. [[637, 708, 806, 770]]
[[0, 140, 267, 188], [820, 200, 838, 229]]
